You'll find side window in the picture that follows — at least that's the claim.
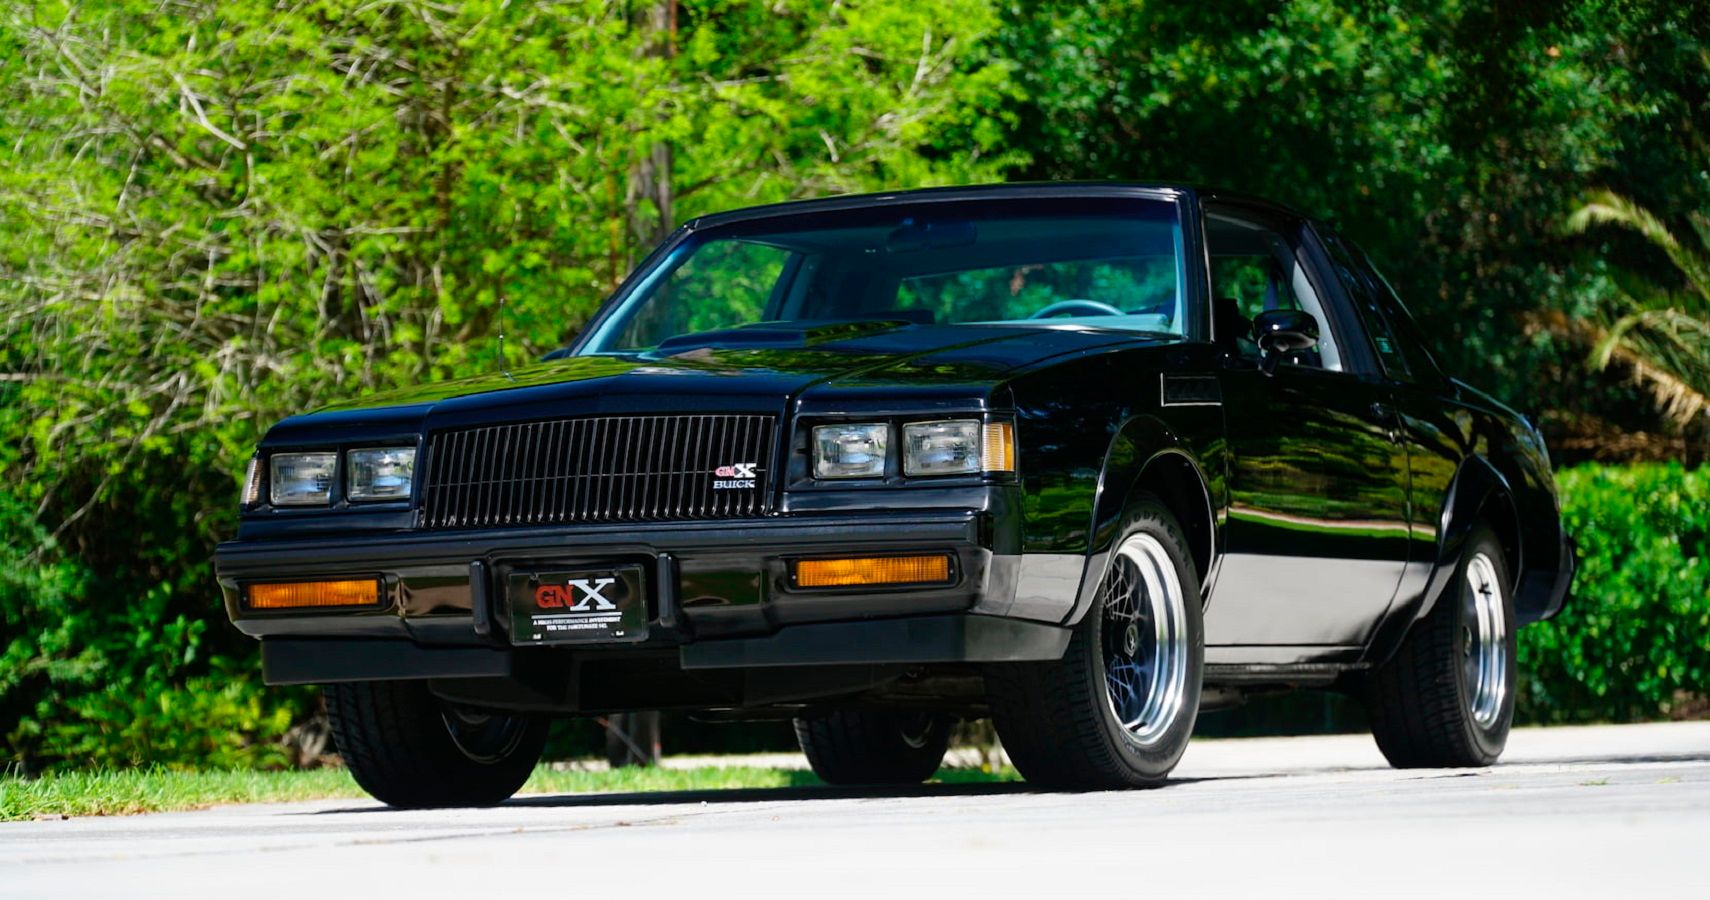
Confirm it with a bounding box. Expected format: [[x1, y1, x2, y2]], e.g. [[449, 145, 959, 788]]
[[1360, 250, 1444, 383], [1320, 232, 1410, 381], [1204, 210, 1344, 371], [614, 240, 793, 349], [1322, 231, 1443, 384]]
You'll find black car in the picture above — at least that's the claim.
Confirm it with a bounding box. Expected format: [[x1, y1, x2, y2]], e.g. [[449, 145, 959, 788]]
[[216, 183, 1574, 806]]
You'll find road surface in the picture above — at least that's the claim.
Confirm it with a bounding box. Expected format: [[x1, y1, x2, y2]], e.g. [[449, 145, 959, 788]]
[[3, 722, 1706, 898]]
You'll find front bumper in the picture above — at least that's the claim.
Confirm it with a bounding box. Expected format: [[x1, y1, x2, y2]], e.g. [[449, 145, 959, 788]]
[[215, 510, 1069, 685], [259, 614, 1072, 685]]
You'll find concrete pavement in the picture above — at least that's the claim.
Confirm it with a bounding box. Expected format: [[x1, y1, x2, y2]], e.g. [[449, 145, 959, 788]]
[[3, 721, 1706, 898]]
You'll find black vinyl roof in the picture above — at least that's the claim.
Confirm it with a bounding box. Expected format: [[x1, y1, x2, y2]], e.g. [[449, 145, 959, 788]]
[[683, 182, 1309, 230]]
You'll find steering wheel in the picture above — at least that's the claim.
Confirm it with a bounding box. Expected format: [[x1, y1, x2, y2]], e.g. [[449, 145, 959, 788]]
[[1029, 299, 1125, 319]]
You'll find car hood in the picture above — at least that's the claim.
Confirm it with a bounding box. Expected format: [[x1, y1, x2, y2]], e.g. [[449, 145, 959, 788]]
[[263, 322, 1171, 443]]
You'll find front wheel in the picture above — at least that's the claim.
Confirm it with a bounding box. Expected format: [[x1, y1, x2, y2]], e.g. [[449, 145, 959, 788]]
[[1364, 523, 1516, 767], [324, 680, 548, 808], [987, 496, 1204, 789]]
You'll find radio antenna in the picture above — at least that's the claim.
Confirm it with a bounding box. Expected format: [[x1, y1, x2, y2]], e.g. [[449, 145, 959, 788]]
[[497, 290, 515, 382]]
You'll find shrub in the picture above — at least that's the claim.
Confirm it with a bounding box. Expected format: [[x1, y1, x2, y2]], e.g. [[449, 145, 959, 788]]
[[1, 494, 303, 772], [1517, 462, 1710, 723]]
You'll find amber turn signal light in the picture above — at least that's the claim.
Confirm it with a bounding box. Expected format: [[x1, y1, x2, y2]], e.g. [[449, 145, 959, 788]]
[[245, 579, 381, 610], [794, 555, 953, 588], [982, 422, 1016, 473]]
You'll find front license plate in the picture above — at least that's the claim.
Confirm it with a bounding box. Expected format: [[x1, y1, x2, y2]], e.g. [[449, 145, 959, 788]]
[[507, 565, 649, 645]]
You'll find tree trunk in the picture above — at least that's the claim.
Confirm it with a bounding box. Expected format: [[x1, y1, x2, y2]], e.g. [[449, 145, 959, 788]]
[[604, 712, 663, 767], [625, 2, 677, 256], [602, 6, 679, 769]]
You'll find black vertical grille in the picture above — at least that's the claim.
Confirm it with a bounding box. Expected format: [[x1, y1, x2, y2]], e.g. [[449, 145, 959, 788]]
[[421, 414, 777, 529]]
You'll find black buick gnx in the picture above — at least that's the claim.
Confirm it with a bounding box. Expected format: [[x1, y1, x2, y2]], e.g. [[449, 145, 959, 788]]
[[216, 183, 1575, 806]]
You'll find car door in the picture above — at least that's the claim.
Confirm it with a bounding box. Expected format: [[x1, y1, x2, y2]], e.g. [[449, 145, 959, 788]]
[[1318, 229, 1465, 610], [1203, 203, 1411, 649]]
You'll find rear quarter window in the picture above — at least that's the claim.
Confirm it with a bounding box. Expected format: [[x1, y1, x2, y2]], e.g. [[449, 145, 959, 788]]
[[1320, 231, 1434, 383]]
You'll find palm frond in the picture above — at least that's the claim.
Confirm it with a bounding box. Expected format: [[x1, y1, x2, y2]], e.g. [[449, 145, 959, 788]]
[[1567, 190, 1679, 249], [1570, 190, 1710, 301], [1568, 188, 1710, 429], [1588, 316, 1635, 371], [1589, 324, 1710, 426], [1689, 211, 1710, 259]]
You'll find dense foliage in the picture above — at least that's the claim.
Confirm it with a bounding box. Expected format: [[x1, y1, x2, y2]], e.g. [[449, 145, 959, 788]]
[[0, 0, 1010, 770], [1518, 464, 1710, 723], [998, 0, 1710, 461], [1, 0, 1705, 769]]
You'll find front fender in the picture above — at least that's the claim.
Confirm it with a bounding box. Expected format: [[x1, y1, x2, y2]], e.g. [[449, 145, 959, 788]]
[[1059, 415, 1214, 627], [1090, 415, 1189, 554]]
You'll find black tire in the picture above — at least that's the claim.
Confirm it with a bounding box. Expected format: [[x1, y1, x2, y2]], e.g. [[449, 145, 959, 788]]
[[793, 711, 951, 785], [1364, 523, 1517, 767], [324, 680, 548, 808], [987, 495, 1204, 789]]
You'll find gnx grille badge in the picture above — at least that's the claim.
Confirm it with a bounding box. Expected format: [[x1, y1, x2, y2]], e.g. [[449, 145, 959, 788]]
[[712, 461, 758, 490], [534, 577, 617, 611]]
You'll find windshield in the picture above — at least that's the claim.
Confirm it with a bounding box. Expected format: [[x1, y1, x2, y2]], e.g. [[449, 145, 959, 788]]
[[582, 196, 1188, 353]]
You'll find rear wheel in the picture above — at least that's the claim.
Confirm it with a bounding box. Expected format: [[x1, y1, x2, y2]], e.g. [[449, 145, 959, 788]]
[[324, 680, 548, 808], [987, 496, 1204, 789], [793, 710, 951, 785], [1364, 523, 1516, 767]]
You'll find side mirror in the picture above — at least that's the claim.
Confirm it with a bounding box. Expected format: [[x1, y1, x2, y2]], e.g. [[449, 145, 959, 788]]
[[1253, 309, 1320, 375]]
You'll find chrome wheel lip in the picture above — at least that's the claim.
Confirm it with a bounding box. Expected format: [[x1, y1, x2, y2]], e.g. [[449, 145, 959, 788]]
[[1462, 552, 1508, 729], [1100, 532, 1191, 747]]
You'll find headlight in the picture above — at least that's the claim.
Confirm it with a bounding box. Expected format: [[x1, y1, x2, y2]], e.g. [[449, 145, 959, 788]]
[[269, 452, 337, 506], [348, 447, 416, 501], [904, 420, 1016, 476], [813, 423, 888, 478], [903, 420, 982, 475]]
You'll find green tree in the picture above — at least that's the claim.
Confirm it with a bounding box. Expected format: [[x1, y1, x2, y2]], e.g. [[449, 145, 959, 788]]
[[992, 0, 1710, 451], [0, 0, 1014, 770]]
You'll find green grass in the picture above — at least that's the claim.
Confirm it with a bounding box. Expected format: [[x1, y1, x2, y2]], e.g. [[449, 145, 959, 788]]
[[0, 763, 1020, 822], [1, 767, 370, 821]]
